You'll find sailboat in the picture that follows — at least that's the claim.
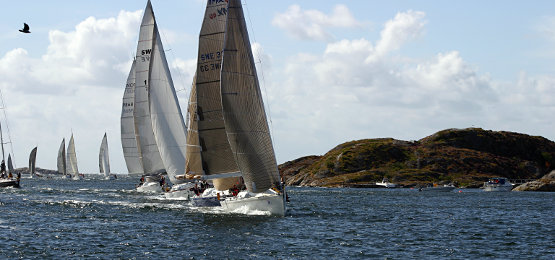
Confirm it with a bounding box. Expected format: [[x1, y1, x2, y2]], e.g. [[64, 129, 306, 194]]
[[66, 134, 82, 180], [187, 0, 286, 215], [99, 133, 114, 180], [0, 106, 19, 188], [133, 1, 188, 193], [29, 146, 39, 177], [121, 60, 145, 175], [57, 138, 68, 177]]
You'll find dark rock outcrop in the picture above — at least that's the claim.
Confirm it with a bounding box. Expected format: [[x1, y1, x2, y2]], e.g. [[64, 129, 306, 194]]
[[513, 170, 555, 191]]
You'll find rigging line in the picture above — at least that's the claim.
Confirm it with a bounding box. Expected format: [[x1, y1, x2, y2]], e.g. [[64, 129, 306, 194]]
[[243, 0, 275, 140], [159, 23, 189, 97], [0, 89, 16, 168]]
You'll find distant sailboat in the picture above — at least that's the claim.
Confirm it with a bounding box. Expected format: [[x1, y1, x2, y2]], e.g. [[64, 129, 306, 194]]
[[66, 134, 81, 180], [7, 154, 14, 175], [29, 146, 37, 176], [188, 0, 286, 215], [121, 60, 144, 175], [0, 95, 19, 187], [99, 133, 113, 179], [57, 138, 67, 177]]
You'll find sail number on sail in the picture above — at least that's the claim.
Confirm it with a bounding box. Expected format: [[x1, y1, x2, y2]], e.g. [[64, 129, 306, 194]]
[[139, 49, 152, 62]]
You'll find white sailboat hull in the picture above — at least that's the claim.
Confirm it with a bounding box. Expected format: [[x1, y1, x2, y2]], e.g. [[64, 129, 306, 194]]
[[221, 190, 286, 216], [164, 183, 196, 200], [136, 181, 163, 193], [376, 182, 397, 188]]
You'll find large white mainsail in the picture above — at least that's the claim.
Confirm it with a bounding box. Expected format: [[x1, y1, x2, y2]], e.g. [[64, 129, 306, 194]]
[[133, 0, 165, 175], [220, 0, 280, 193], [99, 133, 110, 177], [57, 138, 66, 175], [66, 134, 79, 179], [190, 0, 241, 190], [148, 4, 187, 185], [29, 147, 37, 175], [121, 60, 144, 174]]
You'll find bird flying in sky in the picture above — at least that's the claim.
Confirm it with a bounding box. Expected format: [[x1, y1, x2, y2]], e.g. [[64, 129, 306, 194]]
[[19, 23, 30, 33]]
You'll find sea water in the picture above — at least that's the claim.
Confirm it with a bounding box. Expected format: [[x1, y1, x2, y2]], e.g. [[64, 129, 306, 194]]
[[0, 176, 553, 259]]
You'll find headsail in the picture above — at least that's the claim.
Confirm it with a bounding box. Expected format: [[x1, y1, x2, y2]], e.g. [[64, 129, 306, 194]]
[[66, 134, 79, 178], [133, 0, 165, 175], [121, 60, 144, 174], [148, 5, 187, 184], [57, 138, 66, 175], [220, 0, 280, 193], [29, 147, 37, 175], [99, 133, 110, 176], [192, 0, 240, 190]]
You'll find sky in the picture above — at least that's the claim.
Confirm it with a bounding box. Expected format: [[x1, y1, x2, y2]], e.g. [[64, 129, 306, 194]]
[[1, 0, 554, 174]]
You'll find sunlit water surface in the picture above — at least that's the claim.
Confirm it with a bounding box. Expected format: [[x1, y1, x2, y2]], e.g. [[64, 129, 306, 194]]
[[0, 176, 553, 259]]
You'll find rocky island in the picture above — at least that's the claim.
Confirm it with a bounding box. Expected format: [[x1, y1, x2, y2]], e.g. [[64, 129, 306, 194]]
[[279, 128, 555, 191]]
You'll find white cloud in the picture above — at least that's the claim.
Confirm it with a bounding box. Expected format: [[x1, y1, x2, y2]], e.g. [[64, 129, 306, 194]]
[[367, 10, 426, 63], [272, 4, 362, 41], [0, 10, 143, 173], [267, 10, 555, 162]]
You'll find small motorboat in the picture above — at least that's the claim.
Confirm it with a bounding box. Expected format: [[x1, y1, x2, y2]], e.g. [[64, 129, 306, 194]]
[[419, 183, 456, 192], [482, 177, 513, 192], [375, 178, 397, 188]]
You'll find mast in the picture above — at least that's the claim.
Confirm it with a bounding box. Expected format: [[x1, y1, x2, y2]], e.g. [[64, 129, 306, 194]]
[[0, 121, 4, 162]]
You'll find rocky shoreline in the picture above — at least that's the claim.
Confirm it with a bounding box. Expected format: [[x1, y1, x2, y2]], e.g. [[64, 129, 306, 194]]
[[513, 171, 555, 191], [279, 128, 555, 191]]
